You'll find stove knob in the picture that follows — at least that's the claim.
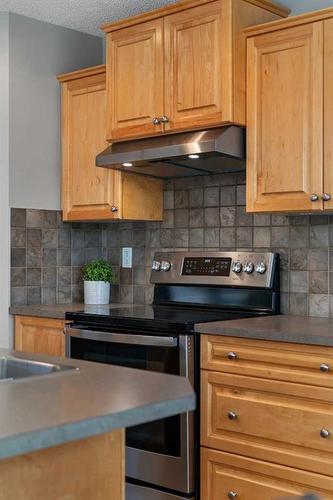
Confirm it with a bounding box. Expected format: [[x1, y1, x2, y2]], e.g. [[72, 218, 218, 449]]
[[255, 261, 267, 274], [161, 260, 171, 272], [152, 260, 161, 271], [231, 261, 243, 274], [244, 262, 254, 274]]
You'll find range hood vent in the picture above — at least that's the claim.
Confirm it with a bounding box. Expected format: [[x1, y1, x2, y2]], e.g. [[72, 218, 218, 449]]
[[96, 126, 245, 178]]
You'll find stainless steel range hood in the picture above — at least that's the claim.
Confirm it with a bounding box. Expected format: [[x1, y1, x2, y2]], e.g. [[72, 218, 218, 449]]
[[96, 126, 245, 178]]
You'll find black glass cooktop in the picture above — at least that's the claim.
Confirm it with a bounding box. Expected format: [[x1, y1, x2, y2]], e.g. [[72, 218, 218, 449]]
[[66, 305, 260, 334]]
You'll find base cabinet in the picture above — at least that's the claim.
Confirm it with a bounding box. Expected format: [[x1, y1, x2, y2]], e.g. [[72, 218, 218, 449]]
[[15, 316, 66, 357]]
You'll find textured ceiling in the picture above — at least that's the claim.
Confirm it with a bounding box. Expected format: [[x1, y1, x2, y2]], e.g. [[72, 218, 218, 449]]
[[1, 0, 333, 37]]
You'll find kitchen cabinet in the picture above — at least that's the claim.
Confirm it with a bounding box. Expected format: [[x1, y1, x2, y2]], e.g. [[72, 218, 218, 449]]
[[15, 316, 66, 357], [246, 8, 333, 213], [102, 0, 289, 141], [57, 66, 163, 221], [201, 334, 333, 498]]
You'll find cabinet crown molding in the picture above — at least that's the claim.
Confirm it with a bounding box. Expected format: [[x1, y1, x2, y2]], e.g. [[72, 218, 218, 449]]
[[56, 64, 106, 83]]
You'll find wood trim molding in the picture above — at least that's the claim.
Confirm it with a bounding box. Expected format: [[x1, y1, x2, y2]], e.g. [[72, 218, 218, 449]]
[[57, 64, 106, 83], [101, 0, 289, 33], [244, 6, 333, 37]]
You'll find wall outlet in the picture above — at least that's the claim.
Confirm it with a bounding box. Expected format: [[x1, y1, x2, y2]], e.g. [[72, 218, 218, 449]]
[[122, 247, 132, 268]]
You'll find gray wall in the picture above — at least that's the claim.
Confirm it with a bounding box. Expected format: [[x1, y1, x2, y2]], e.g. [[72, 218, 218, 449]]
[[283, 0, 333, 14], [9, 13, 103, 210]]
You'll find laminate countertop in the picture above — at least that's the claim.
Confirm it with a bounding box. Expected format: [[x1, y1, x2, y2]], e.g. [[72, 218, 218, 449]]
[[0, 349, 195, 461], [196, 314, 333, 347], [9, 303, 134, 320]]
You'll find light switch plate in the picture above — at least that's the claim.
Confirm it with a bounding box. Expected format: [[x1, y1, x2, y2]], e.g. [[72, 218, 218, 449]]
[[122, 247, 132, 268]]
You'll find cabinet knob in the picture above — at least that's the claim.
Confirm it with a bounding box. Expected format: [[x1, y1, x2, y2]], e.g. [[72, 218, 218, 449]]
[[160, 115, 169, 123], [227, 351, 237, 361], [310, 194, 319, 202], [228, 491, 238, 499], [111, 206, 118, 213], [320, 428, 331, 439], [152, 117, 161, 125], [320, 363, 330, 373], [323, 193, 332, 202], [228, 411, 238, 421]]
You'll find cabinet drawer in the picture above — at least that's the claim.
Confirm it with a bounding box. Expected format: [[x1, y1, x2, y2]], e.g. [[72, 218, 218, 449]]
[[201, 370, 333, 476], [201, 335, 333, 387], [201, 447, 333, 500]]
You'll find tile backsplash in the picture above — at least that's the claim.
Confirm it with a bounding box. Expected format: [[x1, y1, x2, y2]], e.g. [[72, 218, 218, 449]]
[[10, 172, 333, 317]]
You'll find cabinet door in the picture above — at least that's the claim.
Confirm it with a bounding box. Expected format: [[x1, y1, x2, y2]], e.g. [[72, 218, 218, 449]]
[[107, 19, 164, 141], [247, 22, 324, 213], [324, 18, 333, 210], [15, 316, 65, 357], [164, 1, 223, 133], [62, 71, 119, 221]]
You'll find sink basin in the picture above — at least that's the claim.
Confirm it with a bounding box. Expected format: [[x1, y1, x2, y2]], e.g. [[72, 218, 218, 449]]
[[0, 356, 76, 381]]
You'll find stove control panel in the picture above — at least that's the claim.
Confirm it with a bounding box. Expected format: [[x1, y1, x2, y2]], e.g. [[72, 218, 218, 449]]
[[151, 252, 278, 288]]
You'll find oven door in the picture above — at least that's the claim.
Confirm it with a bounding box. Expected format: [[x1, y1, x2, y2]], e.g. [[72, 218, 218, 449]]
[[65, 327, 195, 494]]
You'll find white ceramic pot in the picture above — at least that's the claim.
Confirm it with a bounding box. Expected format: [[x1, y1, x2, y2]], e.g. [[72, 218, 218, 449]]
[[84, 281, 110, 305]]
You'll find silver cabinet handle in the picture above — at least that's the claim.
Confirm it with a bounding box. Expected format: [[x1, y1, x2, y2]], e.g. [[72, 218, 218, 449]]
[[228, 411, 238, 420], [320, 363, 330, 373], [320, 428, 331, 439], [323, 193, 331, 201], [310, 194, 319, 202], [227, 351, 237, 361], [111, 206, 118, 213], [160, 115, 169, 123], [152, 117, 161, 125], [228, 492, 238, 499]]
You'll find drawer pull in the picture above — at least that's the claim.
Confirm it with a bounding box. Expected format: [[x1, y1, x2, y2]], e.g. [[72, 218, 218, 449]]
[[227, 351, 237, 361], [228, 492, 237, 499], [320, 363, 330, 373], [228, 411, 238, 421], [320, 429, 331, 439]]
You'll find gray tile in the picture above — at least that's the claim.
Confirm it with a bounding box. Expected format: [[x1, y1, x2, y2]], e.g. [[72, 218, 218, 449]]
[[57, 248, 71, 266], [289, 215, 309, 226], [163, 191, 174, 210], [42, 229, 58, 248], [289, 293, 308, 315], [271, 227, 289, 248], [174, 229, 189, 248], [71, 267, 83, 285], [254, 214, 271, 226], [290, 226, 309, 248], [43, 210, 58, 228], [309, 271, 328, 294], [85, 230, 102, 248], [133, 268, 145, 285], [71, 285, 83, 303], [27, 228, 42, 248], [27, 287, 41, 305], [160, 229, 174, 248], [290, 249, 308, 271], [280, 293, 290, 314], [11, 208, 26, 227], [236, 206, 253, 227], [11, 287, 27, 306], [11, 248, 26, 267], [204, 187, 219, 207], [174, 209, 189, 228], [26, 209, 43, 228], [175, 190, 189, 208], [42, 267, 57, 287], [43, 248, 57, 267], [220, 207, 236, 227], [161, 211, 174, 229], [309, 294, 329, 317], [106, 227, 120, 248], [310, 215, 329, 226], [27, 268, 41, 287], [57, 266, 71, 287], [58, 228, 71, 248], [42, 287, 56, 305], [271, 215, 289, 226], [310, 225, 329, 248], [71, 229, 85, 249], [236, 185, 246, 205], [220, 186, 236, 206], [11, 228, 26, 247], [253, 227, 271, 248], [280, 271, 289, 293], [273, 248, 289, 271], [120, 229, 133, 246], [189, 228, 204, 248], [189, 188, 203, 208], [290, 271, 308, 293], [11, 268, 26, 287], [204, 208, 220, 227], [145, 229, 160, 248], [133, 248, 145, 267], [204, 228, 219, 248], [236, 227, 253, 248], [57, 286, 71, 304], [220, 228, 236, 249], [189, 208, 204, 227], [133, 286, 146, 304], [308, 249, 328, 271], [27, 247, 41, 267], [85, 247, 102, 261], [120, 268, 133, 285], [119, 285, 133, 304]]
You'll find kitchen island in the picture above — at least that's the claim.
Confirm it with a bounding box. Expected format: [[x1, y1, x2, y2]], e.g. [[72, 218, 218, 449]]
[[0, 349, 195, 500]]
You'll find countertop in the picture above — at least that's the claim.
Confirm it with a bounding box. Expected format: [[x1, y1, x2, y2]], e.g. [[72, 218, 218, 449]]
[[0, 349, 195, 460], [196, 314, 333, 347], [9, 303, 134, 319]]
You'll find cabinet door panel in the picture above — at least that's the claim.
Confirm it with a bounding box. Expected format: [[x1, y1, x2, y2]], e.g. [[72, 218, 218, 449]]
[[247, 22, 324, 212], [15, 316, 65, 357], [324, 18, 333, 210], [164, 1, 223, 132], [108, 19, 164, 140]]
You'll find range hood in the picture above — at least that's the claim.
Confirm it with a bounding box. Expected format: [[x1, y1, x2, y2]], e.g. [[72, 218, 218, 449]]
[[96, 126, 245, 178]]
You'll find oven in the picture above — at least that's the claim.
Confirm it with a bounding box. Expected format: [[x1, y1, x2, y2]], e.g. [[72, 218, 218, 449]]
[[65, 326, 196, 500]]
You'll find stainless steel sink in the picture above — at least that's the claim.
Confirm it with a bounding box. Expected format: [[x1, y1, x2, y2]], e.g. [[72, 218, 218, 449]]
[[0, 356, 76, 381]]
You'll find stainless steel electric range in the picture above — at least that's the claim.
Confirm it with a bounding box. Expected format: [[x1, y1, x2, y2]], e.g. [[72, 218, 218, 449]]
[[65, 251, 280, 500]]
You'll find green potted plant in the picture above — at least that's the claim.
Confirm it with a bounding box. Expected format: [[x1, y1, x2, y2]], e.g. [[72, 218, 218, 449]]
[[83, 259, 114, 305]]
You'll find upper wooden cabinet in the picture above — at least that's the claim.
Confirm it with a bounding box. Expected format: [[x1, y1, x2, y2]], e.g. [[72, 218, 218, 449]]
[[246, 8, 333, 213], [57, 66, 163, 222], [102, 0, 289, 142]]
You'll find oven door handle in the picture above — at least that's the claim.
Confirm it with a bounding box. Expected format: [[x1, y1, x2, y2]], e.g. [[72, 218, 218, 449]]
[[64, 327, 178, 348]]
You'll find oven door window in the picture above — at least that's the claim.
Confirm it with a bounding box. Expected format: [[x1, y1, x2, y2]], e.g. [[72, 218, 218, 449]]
[[70, 337, 181, 457]]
